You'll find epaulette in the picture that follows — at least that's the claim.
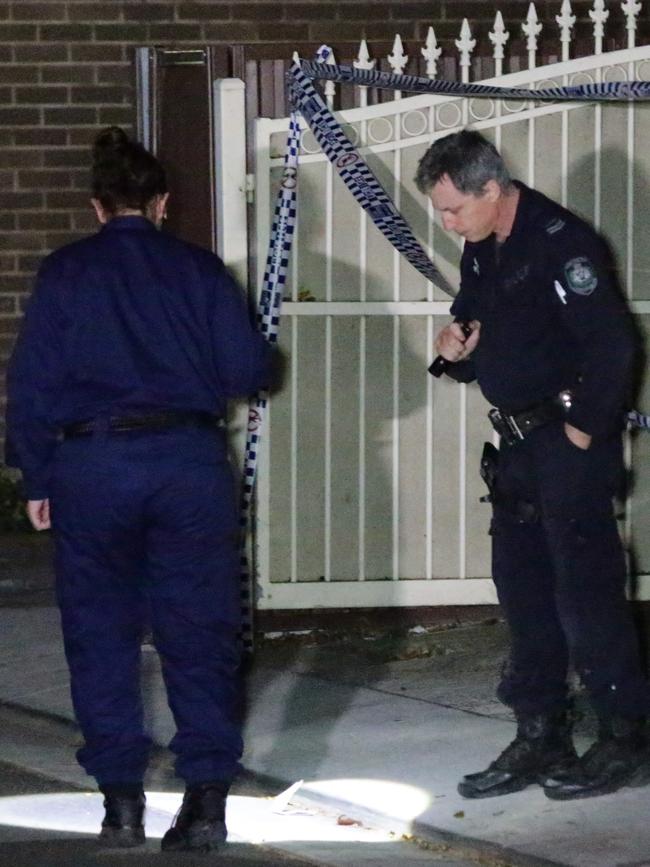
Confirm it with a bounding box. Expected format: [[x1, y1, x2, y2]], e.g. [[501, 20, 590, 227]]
[[544, 216, 566, 235]]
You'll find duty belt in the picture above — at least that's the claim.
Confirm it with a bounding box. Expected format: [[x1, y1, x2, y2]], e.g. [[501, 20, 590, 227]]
[[61, 410, 221, 439], [488, 391, 572, 446]]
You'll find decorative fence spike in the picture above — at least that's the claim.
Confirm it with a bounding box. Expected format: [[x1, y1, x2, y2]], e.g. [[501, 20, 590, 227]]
[[354, 38, 375, 71], [455, 18, 476, 82], [621, 0, 641, 49], [489, 11, 510, 76], [388, 33, 408, 74], [556, 0, 576, 62], [522, 2, 542, 68], [590, 0, 609, 55], [354, 38, 376, 107], [421, 26, 442, 79]]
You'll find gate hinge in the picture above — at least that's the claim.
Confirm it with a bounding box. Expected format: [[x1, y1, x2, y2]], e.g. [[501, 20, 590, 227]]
[[245, 173, 255, 203]]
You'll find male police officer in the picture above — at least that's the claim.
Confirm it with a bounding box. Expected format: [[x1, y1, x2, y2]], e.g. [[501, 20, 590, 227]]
[[416, 129, 649, 800]]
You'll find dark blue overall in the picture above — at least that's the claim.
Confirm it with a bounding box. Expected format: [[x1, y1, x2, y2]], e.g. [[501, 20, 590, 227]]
[[6, 216, 272, 787], [445, 182, 648, 721]]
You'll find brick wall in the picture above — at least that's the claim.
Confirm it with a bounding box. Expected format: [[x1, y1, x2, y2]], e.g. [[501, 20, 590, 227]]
[[0, 0, 644, 443]]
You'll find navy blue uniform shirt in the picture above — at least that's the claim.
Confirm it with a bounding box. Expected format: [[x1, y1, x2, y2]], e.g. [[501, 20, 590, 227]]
[[5, 215, 273, 499], [447, 182, 636, 436]]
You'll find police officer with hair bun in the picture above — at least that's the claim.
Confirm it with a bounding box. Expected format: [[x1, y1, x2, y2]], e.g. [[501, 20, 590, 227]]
[[5, 126, 273, 851], [416, 129, 650, 802]]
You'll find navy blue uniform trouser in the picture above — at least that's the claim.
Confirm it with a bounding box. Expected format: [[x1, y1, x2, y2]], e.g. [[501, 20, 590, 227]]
[[50, 426, 243, 787], [491, 419, 648, 720]]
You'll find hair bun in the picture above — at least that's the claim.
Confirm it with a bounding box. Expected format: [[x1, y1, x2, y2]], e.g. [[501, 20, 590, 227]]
[[93, 126, 130, 163]]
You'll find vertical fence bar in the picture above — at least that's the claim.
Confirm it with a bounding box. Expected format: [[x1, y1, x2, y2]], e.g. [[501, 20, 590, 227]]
[[623, 0, 640, 555], [523, 4, 542, 189], [354, 41, 374, 582], [557, 1, 575, 207], [456, 18, 475, 579], [591, 1, 608, 230]]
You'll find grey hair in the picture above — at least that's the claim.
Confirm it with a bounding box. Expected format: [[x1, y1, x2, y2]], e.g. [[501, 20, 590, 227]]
[[414, 129, 513, 196]]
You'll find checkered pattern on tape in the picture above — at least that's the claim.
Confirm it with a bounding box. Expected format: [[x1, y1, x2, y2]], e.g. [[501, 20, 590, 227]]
[[300, 60, 650, 103], [239, 113, 301, 649], [287, 64, 455, 297]]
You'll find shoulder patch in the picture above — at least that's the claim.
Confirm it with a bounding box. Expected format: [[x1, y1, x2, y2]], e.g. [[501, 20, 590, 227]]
[[545, 217, 566, 235], [564, 256, 598, 296]]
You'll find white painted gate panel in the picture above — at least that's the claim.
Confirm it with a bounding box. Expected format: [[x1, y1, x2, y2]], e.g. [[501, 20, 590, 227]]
[[252, 41, 650, 610]]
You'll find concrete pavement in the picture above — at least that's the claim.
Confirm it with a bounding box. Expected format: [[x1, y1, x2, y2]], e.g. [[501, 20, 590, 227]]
[[0, 540, 650, 865]]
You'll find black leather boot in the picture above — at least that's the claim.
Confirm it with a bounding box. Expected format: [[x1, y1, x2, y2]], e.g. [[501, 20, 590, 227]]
[[161, 782, 228, 852], [458, 711, 577, 799], [98, 785, 145, 847], [544, 717, 650, 800]]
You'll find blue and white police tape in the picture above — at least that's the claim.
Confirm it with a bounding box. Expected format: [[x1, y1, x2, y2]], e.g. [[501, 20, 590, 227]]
[[300, 58, 650, 103], [239, 112, 300, 651], [627, 410, 650, 431], [287, 61, 456, 297]]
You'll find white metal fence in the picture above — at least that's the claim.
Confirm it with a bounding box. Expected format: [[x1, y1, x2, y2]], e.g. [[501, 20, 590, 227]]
[[218, 1, 650, 610]]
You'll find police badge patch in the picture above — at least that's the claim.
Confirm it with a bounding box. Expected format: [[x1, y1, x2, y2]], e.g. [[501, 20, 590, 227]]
[[564, 256, 598, 295]]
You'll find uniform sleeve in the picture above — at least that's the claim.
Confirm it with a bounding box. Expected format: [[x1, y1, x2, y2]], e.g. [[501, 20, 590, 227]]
[[551, 224, 637, 438], [210, 263, 274, 399], [5, 256, 68, 499]]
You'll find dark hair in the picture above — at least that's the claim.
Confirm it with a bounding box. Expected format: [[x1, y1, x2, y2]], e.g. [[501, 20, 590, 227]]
[[91, 126, 167, 214], [415, 129, 512, 196]]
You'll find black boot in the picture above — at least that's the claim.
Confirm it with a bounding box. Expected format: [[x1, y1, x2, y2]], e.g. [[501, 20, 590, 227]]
[[458, 711, 577, 799], [161, 782, 228, 852], [544, 717, 650, 800], [98, 785, 145, 847]]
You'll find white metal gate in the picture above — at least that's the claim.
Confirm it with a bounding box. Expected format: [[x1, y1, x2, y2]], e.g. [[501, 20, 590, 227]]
[[240, 6, 650, 610]]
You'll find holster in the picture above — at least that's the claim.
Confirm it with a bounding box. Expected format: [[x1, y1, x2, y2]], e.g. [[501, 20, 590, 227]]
[[480, 441, 499, 503], [479, 440, 539, 523]]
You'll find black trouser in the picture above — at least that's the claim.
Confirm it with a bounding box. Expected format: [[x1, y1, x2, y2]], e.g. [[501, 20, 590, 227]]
[[490, 419, 648, 720]]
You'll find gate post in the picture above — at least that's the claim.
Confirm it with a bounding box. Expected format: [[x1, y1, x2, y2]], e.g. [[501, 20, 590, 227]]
[[213, 78, 248, 286]]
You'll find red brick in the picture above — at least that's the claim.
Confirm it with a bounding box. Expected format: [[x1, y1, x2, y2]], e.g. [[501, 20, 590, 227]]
[[0, 192, 44, 209], [44, 231, 86, 248], [40, 24, 94, 41], [281, 4, 332, 20], [0, 275, 31, 293], [124, 3, 179, 21], [19, 169, 75, 189], [17, 255, 43, 271], [202, 22, 258, 40], [15, 86, 70, 104], [93, 23, 150, 42], [45, 191, 90, 209], [71, 85, 129, 104], [73, 3, 123, 21], [0, 66, 39, 85], [43, 148, 89, 167], [98, 106, 134, 126], [0, 108, 40, 126], [147, 23, 204, 40], [0, 150, 41, 168], [257, 22, 310, 40], [41, 65, 96, 84], [43, 107, 97, 125], [70, 44, 125, 62], [97, 65, 133, 86], [0, 24, 38, 40], [0, 297, 17, 314], [11, 3, 67, 21], [17, 212, 72, 230], [13, 128, 68, 147], [15, 44, 69, 62], [0, 171, 15, 191]]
